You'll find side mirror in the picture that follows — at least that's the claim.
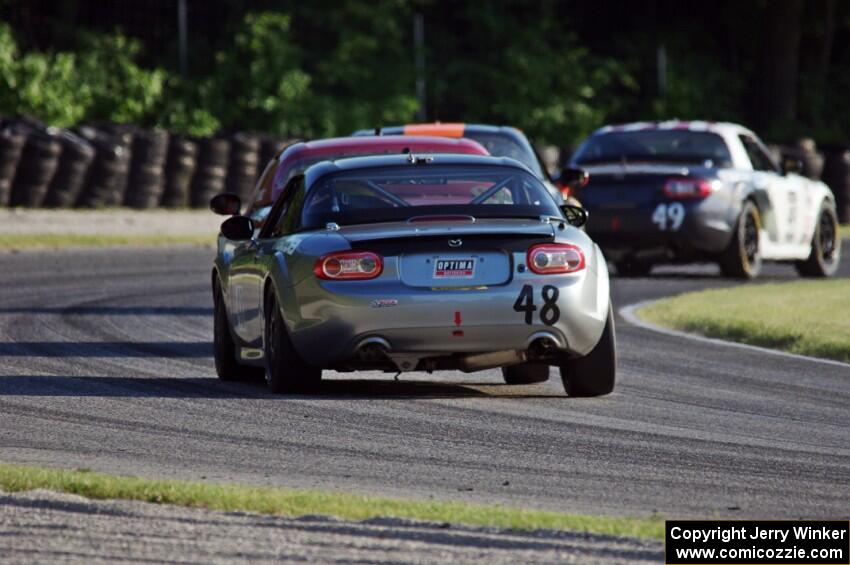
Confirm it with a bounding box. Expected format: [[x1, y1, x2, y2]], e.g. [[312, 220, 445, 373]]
[[557, 167, 589, 189], [560, 204, 589, 228], [781, 155, 803, 176], [220, 216, 254, 241], [210, 192, 241, 216], [555, 167, 589, 199]]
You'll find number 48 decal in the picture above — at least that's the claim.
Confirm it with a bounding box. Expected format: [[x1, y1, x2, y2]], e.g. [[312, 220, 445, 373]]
[[652, 202, 685, 231], [513, 285, 560, 325]]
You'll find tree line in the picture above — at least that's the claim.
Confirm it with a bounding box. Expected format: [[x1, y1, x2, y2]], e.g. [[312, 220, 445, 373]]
[[1, 0, 848, 146]]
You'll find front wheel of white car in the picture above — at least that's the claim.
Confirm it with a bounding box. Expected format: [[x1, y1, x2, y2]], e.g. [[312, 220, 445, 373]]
[[264, 292, 321, 394], [558, 304, 616, 397], [796, 205, 841, 277]]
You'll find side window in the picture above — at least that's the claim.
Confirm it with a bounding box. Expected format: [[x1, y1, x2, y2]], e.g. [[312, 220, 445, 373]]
[[739, 135, 777, 173], [264, 176, 306, 239], [247, 158, 279, 217]]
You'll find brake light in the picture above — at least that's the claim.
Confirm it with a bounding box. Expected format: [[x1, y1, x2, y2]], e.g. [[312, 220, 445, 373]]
[[663, 177, 715, 199], [527, 244, 585, 274], [314, 251, 383, 280]]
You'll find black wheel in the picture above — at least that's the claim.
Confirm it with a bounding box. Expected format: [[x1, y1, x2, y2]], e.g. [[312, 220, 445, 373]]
[[796, 205, 841, 277], [614, 259, 653, 277], [559, 304, 616, 397], [264, 291, 321, 394], [502, 363, 549, 384], [213, 282, 264, 381], [719, 200, 762, 279]]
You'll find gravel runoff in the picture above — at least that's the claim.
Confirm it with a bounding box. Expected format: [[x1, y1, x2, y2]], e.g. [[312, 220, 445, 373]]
[[0, 209, 222, 236], [0, 489, 663, 564]]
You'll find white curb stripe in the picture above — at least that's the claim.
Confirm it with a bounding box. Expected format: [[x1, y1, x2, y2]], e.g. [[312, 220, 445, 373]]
[[619, 300, 850, 369]]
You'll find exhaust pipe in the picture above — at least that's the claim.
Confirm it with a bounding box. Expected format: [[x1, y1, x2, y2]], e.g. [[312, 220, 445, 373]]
[[355, 337, 391, 362], [458, 349, 526, 373]]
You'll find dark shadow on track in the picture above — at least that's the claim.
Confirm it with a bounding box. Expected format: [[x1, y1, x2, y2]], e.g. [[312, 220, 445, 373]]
[[0, 341, 211, 357], [0, 375, 561, 400], [0, 306, 212, 316]]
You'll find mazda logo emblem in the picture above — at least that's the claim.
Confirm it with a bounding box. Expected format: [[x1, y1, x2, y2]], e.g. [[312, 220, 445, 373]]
[[448, 239, 462, 247]]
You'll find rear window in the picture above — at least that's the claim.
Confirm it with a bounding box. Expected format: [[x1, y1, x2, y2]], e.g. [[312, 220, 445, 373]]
[[266, 145, 487, 207], [463, 133, 545, 178], [301, 165, 560, 229], [573, 130, 732, 167]]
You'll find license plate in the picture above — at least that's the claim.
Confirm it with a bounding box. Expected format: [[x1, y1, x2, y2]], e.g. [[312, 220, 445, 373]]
[[433, 258, 475, 279]]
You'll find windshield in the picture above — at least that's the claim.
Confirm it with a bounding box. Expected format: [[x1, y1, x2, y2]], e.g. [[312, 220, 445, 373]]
[[573, 130, 732, 167], [301, 165, 560, 229], [462, 132, 545, 178]]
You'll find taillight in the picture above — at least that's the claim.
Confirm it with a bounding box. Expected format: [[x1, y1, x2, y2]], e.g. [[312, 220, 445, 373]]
[[527, 244, 585, 274], [663, 177, 715, 199], [314, 251, 383, 280]]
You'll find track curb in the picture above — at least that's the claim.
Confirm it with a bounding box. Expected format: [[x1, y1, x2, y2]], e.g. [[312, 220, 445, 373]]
[[619, 299, 850, 369]]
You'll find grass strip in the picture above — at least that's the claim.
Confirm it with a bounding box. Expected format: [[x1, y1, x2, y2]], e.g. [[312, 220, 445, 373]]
[[0, 233, 215, 250], [0, 463, 663, 539], [638, 278, 850, 363]]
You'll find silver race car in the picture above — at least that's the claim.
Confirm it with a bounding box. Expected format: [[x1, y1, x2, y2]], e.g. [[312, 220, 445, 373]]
[[211, 154, 614, 396]]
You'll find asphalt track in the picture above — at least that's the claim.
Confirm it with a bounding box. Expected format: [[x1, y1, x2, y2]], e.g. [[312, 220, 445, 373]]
[[0, 247, 848, 521]]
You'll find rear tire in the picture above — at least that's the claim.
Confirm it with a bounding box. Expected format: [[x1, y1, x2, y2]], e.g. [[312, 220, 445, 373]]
[[615, 259, 652, 277], [213, 282, 264, 382], [264, 291, 321, 394], [719, 200, 762, 279], [502, 363, 549, 384], [796, 204, 841, 277], [559, 304, 616, 397]]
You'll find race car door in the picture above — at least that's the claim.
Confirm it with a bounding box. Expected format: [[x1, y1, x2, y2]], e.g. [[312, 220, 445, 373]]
[[738, 134, 804, 249]]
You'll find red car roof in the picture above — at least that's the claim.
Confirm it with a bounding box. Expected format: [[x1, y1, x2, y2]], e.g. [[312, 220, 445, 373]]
[[283, 134, 487, 160], [254, 136, 489, 210]]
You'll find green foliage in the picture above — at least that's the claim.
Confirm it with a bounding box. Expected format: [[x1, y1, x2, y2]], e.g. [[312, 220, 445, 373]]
[[0, 23, 165, 128], [74, 32, 165, 125], [209, 12, 311, 135], [152, 76, 220, 137], [291, 0, 419, 137], [425, 2, 638, 146]]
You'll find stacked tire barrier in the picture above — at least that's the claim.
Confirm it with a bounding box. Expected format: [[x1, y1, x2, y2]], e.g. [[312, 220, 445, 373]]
[[0, 124, 287, 210], [0, 127, 26, 206], [43, 131, 96, 208], [75, 126, 132, 208], [821, 146, 850, 224], [227, 132, 261, 203], [190, 137, 230, 208], [125, 129, 169, 209], [162, 136, 198, 208], [9, 127, 62, 207], [260, 137, 288, 171]]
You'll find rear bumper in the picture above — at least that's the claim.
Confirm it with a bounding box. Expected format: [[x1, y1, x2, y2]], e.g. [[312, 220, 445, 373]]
[[586, 198, 736, 261], [283, 247, 610, 368]]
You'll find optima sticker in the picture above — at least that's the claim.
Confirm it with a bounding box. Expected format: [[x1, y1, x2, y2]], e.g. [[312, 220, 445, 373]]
[[434, 259, 475, 279]]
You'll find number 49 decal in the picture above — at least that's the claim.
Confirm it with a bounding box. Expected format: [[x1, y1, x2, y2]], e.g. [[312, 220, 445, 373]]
[[652, 202, 685, 231], [513, 285, 560, 325]]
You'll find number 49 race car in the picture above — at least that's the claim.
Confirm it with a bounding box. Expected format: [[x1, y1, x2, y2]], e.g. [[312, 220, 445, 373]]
[[570, 121, 842, 278], [211, 153, 615, 396]]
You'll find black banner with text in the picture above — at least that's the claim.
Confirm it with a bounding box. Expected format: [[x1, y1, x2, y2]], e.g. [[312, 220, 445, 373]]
[[665, 520, 849, 564]]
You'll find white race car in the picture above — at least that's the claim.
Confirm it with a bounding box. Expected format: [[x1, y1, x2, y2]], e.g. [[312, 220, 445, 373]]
[[571, 121, 841, 278]]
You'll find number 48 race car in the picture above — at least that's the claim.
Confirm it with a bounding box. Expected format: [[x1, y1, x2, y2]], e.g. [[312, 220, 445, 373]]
[[570, 121, 842, 278], [211, 153, 615, 396]]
